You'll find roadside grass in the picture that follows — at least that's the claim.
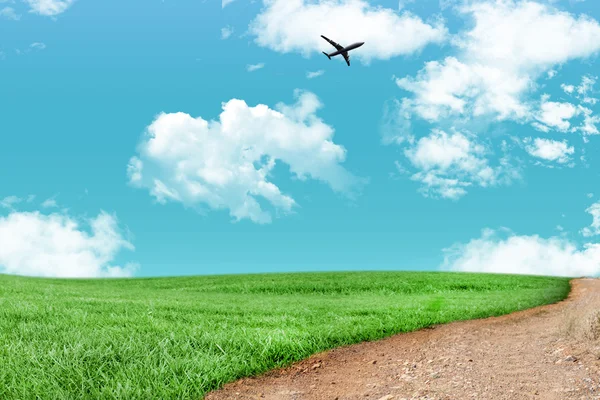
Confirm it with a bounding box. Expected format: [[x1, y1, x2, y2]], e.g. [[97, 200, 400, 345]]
[[0, 271, 570, 399]]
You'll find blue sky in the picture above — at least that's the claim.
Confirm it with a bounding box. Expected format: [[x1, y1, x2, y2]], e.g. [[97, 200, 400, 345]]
[[1, 0, 600, 278]]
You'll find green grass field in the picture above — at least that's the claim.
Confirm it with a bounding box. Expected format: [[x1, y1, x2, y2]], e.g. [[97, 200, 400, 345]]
[[0, 271, 570, 399]]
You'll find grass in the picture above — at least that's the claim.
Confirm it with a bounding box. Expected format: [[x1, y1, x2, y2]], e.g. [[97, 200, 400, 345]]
[[0, 271, 571, 399]]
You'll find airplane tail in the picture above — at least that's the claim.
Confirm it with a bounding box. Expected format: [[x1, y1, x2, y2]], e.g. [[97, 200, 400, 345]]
[[322, 51, 331, 60]]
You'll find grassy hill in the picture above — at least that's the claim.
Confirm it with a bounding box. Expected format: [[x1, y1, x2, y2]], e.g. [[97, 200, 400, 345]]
[[0, 271, 570, 399]]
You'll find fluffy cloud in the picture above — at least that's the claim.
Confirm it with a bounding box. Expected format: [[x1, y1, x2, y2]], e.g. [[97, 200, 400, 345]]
[[386, 0, 600, 200], [396, 56, 532, 122], [443, 228, 600, 277], [403, 130, 518, 199], [128, 90, 362, 224], [395, 0, 600, 123], [248, 0, 447, 64], [534, 96, 578, 132], [561, 84, 575, 94], [581, 201, 600, 237], [0, 209, 137, 278], [523, 137, 574, 164], [24, 0, 76, 16]]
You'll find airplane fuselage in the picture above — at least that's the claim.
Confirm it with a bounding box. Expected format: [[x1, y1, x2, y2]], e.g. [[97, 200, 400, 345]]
[[327, 42, 364, 57], [320, 35, 364, 66]]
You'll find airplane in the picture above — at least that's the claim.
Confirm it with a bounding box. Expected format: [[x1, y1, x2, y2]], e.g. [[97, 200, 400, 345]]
[[321, 35, 364, 66]]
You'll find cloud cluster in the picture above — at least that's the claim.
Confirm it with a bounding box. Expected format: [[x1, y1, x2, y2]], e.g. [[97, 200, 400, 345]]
[[128, 90, 362, 224], [442, 228, 600, 277], [248, 0, 447, 64], [533, 95, 578, 133], [0, 209, 137, 278], [523, 137, 574, 164], [386, 0, 600, 199], [403, 129, 517, 199], [397, 0, 600, 124], [557, 75, 600, 136], [24, 0, 76, 16]]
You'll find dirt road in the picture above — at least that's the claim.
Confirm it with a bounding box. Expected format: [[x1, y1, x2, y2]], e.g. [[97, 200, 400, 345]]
[[206, 279, 600, 400]]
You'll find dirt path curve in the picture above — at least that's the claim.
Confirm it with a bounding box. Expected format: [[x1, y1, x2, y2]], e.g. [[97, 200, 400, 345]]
[[206, 279, 600, 400]]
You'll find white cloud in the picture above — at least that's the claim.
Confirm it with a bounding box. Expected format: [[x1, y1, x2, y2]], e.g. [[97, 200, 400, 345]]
[[403, 130, 518, 199], [443, 227, 600, 277], [24, 0, 76, 16], [395, 0, 600, 123], [246, 63, 265, 72], [455, 1, 600, 67], [576, 75, 598, 105], [248, 0, 447, 64], [222, 0, 236, 8], [523, 137, 574, 164], [396, 56, 532, 121], [0, 196, 22, 209], [581, 201, 600, 237], [531, 122, 550, 133], [0, 6, 20, 20], [561, 83, 575, 94], [534, 96, 578, 132], [41, 198, 58, 208], [221, 26, 234, 40], [385, 0, 600, 200], [562, 75, 598, 105], [306, 70, 325, 79], [588, 193, 594, 198], [128, 90, 362, 224], [575, 105, 600, 135], [0, 210, 137, 278]]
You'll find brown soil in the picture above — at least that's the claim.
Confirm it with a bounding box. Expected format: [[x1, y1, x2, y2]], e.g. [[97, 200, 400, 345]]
[[205, 278, 600, 400]]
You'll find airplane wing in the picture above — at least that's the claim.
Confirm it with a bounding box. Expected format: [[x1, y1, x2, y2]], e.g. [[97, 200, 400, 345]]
[[342, 51, 350, 66], [321, 35, 344, 52]]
